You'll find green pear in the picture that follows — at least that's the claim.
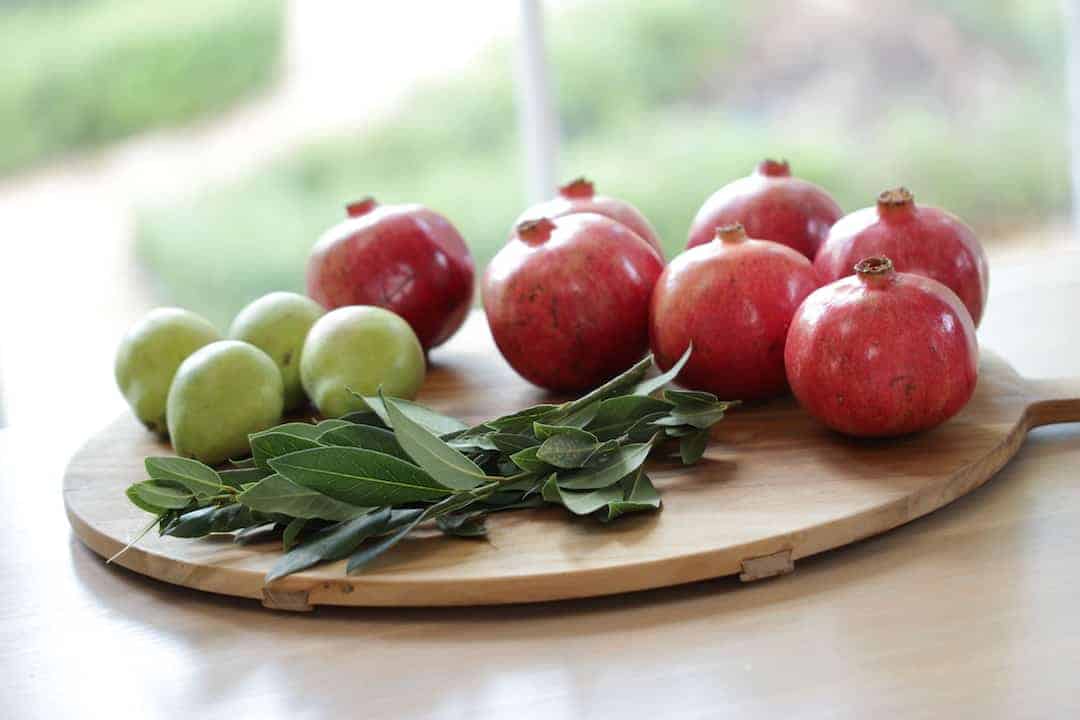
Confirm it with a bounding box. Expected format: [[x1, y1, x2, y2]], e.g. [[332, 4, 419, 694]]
[[114, 308, 221, 435], [167, 340, 284, 464], [228, 292, 325, 411], [300, 306, 425, 418]]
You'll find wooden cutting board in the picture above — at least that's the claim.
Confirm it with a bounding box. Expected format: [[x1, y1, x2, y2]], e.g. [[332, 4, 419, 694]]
[[63, 317, 1080, 611]]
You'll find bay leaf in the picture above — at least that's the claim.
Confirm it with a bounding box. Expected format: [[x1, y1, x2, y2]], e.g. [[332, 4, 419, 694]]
[[249, 427, 322, 469], [559, 354, 653, 416], [558, 442, 653, 490], [632, 345, 693, 396], [266, 508, 403, 583], [130, 480, 194, 509], [601, 469, 662, 522], [145, 457, 222, 498], [269, 446, 453, 506], [536, 427, 601, 469], [541, 474, 624, 515], [361, 394, 468, 436], [318, 423, 412, 462], [125, 484, 167, 515], [282, 517, 307, 551], [483, 404, 561, 433], [679, 429, 710, 464], [587, 396, 673, 440], [509, 446, 550, 474], [219, 466, 272, 488], [489, 433, 537, 454], [381, 393, 490, 491], [238, 472, 375, 521], [163, 504, 260, 538]]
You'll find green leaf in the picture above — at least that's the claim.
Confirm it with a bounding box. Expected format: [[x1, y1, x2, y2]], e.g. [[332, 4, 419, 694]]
[[449, 432, 500, 452], [340, 410, 386, 427], [489, 433, 538, 454], [282, 518, 307, 551], [361, 395, 468, 436], [238, 472, 375, 521], [163, 504, 260, 538], [218, 466, 271, 488], [130, 480, 194, 509], [270, 447, 453, 507], [558, 442, 653, 490], [144, 457, 223, 498], [601, 469, 662, 522], [261, 421, 325, 440], [546, 401, 600, 429], [318, 423, 412, 462], [509, 446, 550, 474], [381, 392, 490, 491], [633, 345, 693, 396], [235, 522, 280, 545], [126, 484, 167, 515], [536, 427, 601, 469], [436, 510, 488, 538], [542, 474, 624, 515], [249, 427, 322, 469], [626, 411, 671, 442], [663, 388, 720, 407], [483, 404, 560, 433], [559, 355, 653, 416], [679, 429, 710, 465], [316, 419, 352, 433], [266, 508, 410, 583], [655, 404, 733, 430], [587, 396, 673, 440], [346, 493, 481, 575]]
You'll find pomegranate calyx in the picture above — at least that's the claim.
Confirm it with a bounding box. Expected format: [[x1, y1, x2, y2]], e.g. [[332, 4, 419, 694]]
[[346, 197, 378, 218], [876, 187, 915, 216], [755, 158, 791, 178], [854, 255, 895, 281], [517, 217, 557, 245], [715, 223, 748, 244], [558, 177, 595, 199]]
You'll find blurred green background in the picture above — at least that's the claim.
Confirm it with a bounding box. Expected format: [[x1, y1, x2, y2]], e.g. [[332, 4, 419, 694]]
[[1, 0, 1068, 329], [0, 0, 284, 174]]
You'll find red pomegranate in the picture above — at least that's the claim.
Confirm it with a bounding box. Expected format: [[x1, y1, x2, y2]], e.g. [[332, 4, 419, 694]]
[[650, 223, 820, 401], [814, 187, 989, 325], [785, 256, 978, 438], [306, 198, 474, 350], [483, 213, 663, 392], [687, 159, 842, 258], [514, 177, 664, 257]]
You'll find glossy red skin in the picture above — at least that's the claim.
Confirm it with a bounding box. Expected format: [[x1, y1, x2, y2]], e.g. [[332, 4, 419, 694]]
[[814, 197, 989, 326], [483, 213, 664, 392], [514, 180, 664, 258], [687, 161, 842, 258], [306, 201, 474, 350], [649, 232, 820, 400], [784, 268, 978, 437]]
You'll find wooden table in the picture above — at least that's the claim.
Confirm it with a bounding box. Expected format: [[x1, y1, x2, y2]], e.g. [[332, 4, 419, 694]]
[[4, 252, 1080, 719]]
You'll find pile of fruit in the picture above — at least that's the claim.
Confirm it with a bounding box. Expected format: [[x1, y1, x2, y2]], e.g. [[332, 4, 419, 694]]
[[114, 159, 988, 580]]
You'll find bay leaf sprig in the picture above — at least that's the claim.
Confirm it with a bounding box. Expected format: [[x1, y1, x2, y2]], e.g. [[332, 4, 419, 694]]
[[119, 347, 736, 584]]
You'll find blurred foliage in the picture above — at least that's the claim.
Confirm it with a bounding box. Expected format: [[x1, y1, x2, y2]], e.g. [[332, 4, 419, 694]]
[[0, 0, 284, 173], [136, 0, 1068, 328]]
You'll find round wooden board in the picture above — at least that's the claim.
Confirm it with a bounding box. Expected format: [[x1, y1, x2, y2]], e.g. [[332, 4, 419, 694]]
[[64, 317, 1080, 610]]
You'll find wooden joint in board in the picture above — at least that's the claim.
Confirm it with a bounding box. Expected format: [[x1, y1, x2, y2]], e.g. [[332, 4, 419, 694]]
[[739, 549, 794, 582], [261, 587, 314, 612]]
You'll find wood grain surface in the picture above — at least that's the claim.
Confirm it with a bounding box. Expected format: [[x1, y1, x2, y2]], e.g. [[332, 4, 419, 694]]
[[62, 318, 1080, 609]]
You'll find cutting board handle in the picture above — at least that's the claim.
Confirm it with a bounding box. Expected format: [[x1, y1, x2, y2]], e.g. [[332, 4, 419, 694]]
[[1026, 377, 1080, 428]]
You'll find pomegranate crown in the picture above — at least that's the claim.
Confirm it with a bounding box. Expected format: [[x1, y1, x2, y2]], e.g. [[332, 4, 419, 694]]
[[715, 223, 747, 243], [558, 177, 595, 199], [516, 217, 557, 245], [755, 158, 791, 177], [346, 197, 377, 217], [877, 187, 914, 208], [854, 256, 894, 276]]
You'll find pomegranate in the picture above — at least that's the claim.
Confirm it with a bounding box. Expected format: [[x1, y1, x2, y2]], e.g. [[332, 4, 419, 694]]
[[514, 177, 664, 257], [814, 187, 989, 325], [650, 223, 820, 401], [483, 213, 663, 392], [306, 198, 474, 350], [687, 158, 842, 258], [785, 256, 978, 438]]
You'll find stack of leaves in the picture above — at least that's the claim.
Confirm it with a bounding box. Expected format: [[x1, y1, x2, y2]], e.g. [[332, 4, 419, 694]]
[[119, 349, 736, 583]]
